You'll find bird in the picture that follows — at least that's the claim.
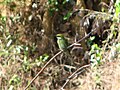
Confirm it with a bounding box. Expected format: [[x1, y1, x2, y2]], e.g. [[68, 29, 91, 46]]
[[56, 34, 73, 65], [56, 34, 68, 51]]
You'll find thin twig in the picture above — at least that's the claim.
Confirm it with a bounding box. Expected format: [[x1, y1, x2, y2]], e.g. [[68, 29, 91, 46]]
[[68, 28, 96, 49], [60, 64, 90, 90], [73, 9, 113, 17]]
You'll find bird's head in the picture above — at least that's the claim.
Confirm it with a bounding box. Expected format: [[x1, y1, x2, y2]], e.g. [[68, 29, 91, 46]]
[[56, 34, 64, 40]]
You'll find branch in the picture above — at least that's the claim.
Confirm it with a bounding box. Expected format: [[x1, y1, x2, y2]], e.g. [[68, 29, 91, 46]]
[[60, 64, 90, 90], [68, 28, 96, 49]]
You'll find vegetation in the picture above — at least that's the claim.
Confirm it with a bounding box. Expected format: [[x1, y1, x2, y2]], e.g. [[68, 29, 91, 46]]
[[0, 0, 120, 90]]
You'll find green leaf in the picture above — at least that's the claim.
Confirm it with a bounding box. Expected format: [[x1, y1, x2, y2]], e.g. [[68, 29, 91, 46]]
[[116, 43, 120, 52], [8, 85, 14, 90], [9, 75, 21, 85], [0, 51, 8, 56], [90, 36, 95, 41], [6, 39, 12, 47], [63, 12, 72, 20], [115, 0, 120, 17], [40, 54, 49, 62], [63, 0, 69, 4]]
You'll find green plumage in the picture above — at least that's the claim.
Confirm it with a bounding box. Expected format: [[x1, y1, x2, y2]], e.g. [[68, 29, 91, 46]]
[[56, 34, 68, 51]]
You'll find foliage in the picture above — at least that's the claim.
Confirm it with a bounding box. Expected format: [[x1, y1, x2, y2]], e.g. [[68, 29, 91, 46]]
[[35, 54, 49, 66], [115, 0, 120, 18], [90, 44, 102, 67], [47, 0, 73, 20], [9, 75, 21, 85], [87, 36, 95, 48], [47, 0, 59, 14], [63, 11, 72, 20]]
